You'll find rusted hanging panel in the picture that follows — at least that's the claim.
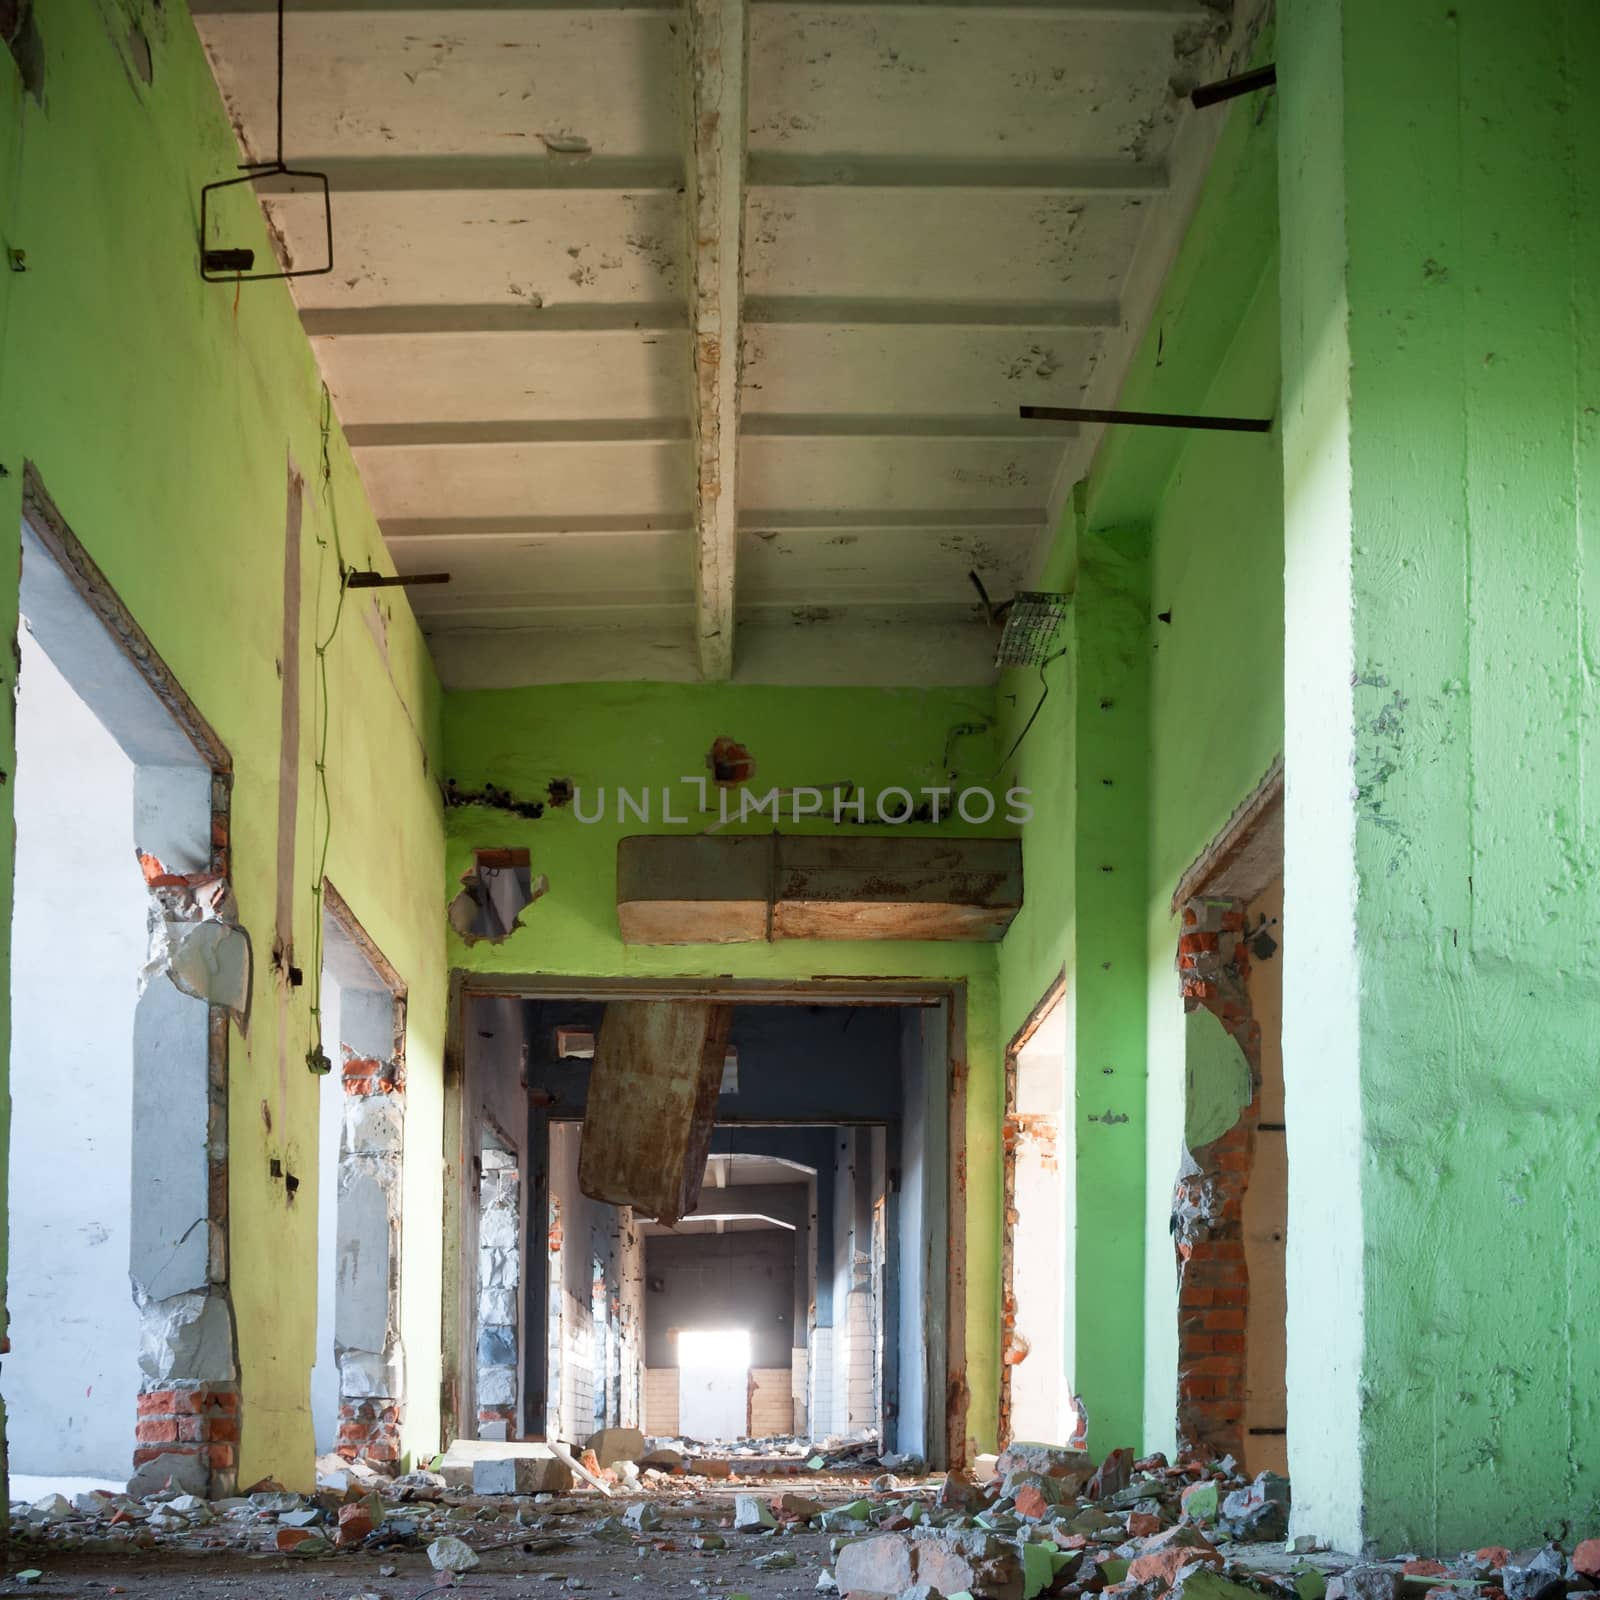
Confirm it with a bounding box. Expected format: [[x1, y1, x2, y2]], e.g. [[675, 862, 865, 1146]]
[[578, 1000, 732, 1226]]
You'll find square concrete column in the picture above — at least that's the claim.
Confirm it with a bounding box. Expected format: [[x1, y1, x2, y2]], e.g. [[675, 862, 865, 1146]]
[[1072, 523, 1150, 1457], [1277, 0, 1600, 1553]]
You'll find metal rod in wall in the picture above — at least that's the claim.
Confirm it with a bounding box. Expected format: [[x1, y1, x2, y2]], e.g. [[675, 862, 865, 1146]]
[[1190, 63, 1277, 110], [345, 571, 452, 589], [1019, 405, 1273, 434]]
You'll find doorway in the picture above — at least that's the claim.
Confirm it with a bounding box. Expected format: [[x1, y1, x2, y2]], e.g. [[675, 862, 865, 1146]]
[[1169, 762, 1287, 1468], [678, 1330, 751, 1439], [7, 474, 240, 1500], [1000, 977, 1079, 1448], [444, 977, 964, 1466], [311, 886, 408, 1467]]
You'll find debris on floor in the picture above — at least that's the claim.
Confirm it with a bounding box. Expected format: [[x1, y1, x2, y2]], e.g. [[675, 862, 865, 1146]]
[[5, 1438, 1595, 1600]]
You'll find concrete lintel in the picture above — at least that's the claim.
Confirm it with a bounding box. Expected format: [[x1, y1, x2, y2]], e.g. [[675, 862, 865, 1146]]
[[686, 0, 749, 682]]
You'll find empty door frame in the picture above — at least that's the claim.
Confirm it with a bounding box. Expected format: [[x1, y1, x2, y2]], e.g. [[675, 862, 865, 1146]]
[[441, 972, 969, 1467], [999, 969, 1070, 1450], [18, 465, 238, 1493]]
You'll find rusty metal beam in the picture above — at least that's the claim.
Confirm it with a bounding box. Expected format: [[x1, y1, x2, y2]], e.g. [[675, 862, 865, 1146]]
[[685, 0, 748, 681]]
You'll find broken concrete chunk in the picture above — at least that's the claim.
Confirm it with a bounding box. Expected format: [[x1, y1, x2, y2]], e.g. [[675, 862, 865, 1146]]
[[1501, 1549, 1568, 1600], [129, 1448, 212, 1499], [1327, 1569, 1405, 1600], [734, 1494, 778, 1531], [997, 1442, 1095, 1487], [473, 1454, 574, 1496], [275, 1528, 331, 1556], [137, 1291, 238, 1384], [1173, 1570, 1277, 1600], [1294, 1565, 1329, 1600], [585, 1426, 645, 1468], [428, 1535, 482, 1572], [1221, 1471, 1291, 1542], [622, 1502, 662, 1532], [777, 1492, 826, 1521], [835, 1533, 916, 1597], [1087, 1447, 1135, 1501], [1179, 1480, 1220, 1523]]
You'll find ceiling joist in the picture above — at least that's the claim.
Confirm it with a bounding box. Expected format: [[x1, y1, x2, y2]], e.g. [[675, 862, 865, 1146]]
[[686, 0, 749, 682]]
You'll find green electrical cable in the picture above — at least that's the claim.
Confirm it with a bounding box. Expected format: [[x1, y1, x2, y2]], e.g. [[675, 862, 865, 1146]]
[[305, 382, 348, 1075]]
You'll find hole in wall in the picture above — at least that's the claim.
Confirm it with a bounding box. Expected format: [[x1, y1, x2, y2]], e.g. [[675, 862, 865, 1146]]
[[126, 22, 152, 85], [707, 737, 755, 787], [449, 847, 548, 944], [2, 1, 45, 100]]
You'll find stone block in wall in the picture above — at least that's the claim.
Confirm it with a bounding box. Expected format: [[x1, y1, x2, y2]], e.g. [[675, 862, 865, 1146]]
[[479, 1365, 517, 1407], [480, 1202, 519, 1251], [336, 1172, 396, 1353], [343, 1092, 404, 1157], [481, 1246, 521, 1290], [478, 1324, 517, 1368], [137, 1290, 237, 1384], [339, 1345, 405, 1401], [479, 1286, 517, 1326]]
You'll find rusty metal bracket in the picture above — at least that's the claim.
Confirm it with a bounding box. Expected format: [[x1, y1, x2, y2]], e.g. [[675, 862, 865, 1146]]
[[198, 0, 332, 283]]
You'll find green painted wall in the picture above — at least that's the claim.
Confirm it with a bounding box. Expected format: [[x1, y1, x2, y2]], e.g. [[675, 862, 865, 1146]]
[[1279, 0, 1600, 1554], [996, 61, 1283, 1463], [0, 0, 447, 1487], [443, 681, 1008, 1453]]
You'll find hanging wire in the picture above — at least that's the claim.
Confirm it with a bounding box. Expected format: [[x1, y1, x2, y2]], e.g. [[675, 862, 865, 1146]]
[[989, 644, 1070, 782], [305, 381, 349, 1074]]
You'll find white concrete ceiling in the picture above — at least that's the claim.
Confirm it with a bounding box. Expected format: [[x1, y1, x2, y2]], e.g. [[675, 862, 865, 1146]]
[[195, 0, 1261, 688]]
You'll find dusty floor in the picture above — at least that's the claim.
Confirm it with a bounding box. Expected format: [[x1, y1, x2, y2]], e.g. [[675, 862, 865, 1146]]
[[0, 1481, 869, 1600]]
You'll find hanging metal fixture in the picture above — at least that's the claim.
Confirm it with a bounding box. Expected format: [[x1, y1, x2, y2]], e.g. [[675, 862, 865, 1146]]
[[199, 0, 332, 283], [995, 590, 1070, 670]]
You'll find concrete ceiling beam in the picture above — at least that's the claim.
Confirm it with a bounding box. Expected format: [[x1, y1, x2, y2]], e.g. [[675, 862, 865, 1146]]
[[348, 420, 693, 448], [685, 0, 749, 682], [301, 305, 686, 337], [741, 414, 1077, 441], [746, 154, 1167, 191], [253, 157, 683, 194], [350, 415, 1068, 449], [743, 296, 1120, 329], [384, 507, 1044, 545], [383, 515, 695, 541], [751, 0, 1204, 11], [194, 0, 679, 11]]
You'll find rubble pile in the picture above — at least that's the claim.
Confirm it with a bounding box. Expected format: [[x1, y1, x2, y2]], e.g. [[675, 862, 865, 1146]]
[[6, 1437, 1599, 1600]]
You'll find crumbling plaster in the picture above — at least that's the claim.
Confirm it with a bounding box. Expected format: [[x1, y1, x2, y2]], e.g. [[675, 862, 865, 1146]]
[[0, 0, 446, 1491]]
